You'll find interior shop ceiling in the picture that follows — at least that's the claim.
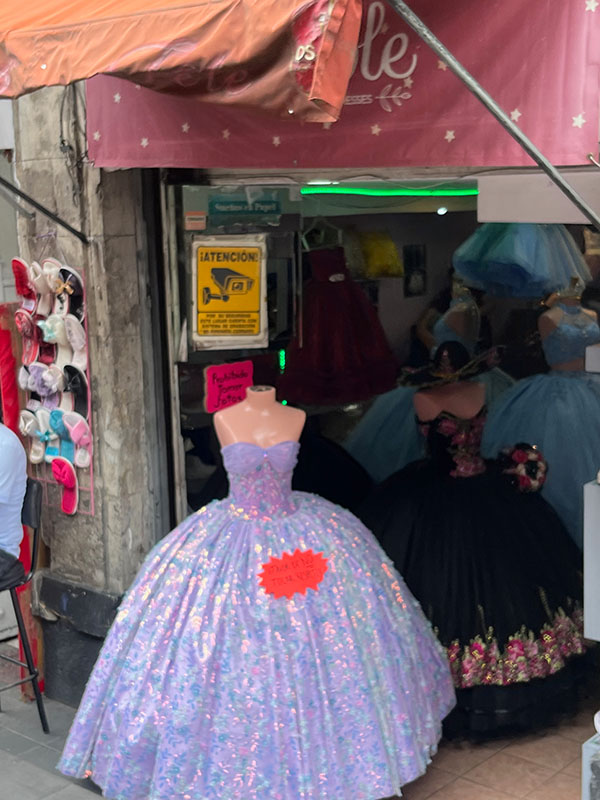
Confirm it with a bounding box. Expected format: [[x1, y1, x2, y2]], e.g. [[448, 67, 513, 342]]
[[206, 165, 599, 184], [205, 166, 600, 218]]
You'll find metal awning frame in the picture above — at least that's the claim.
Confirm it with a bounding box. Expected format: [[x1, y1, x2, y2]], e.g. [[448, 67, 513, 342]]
[[385, 0, 600, 232], [0, 171, 90, 244]]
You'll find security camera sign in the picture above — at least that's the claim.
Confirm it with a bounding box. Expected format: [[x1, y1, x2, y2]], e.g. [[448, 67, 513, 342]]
[[192, 235, 267, 350]]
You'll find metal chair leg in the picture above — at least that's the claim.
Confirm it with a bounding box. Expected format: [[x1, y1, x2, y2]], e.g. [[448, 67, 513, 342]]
[[10, 588, 50, 734]]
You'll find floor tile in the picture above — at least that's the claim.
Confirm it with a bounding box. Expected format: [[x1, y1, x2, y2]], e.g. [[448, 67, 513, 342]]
[[502, 732, 581, 770], [557, 709, 596, 743], [0, 750, 69, 794], [19, 743, 64, 773], [44, 785, 99, 799], [0, 780, 46, 800], [464, 751, 556, 798], [561, 755, 581, 778], [0, 726, 39, 755], [430, 740, 495, 775], [428, 776, 517, 799], [401, 766, 455, 799], [524, 770, 580, 800]]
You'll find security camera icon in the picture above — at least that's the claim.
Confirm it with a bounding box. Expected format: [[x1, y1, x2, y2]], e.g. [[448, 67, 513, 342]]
[[202, 268, 255, 304]]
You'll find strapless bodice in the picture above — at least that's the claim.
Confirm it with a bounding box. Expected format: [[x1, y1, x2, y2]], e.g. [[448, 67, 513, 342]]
[[418, 408, 487, 478], [542, 304, 600, 367], [221, 440, 299, 516]]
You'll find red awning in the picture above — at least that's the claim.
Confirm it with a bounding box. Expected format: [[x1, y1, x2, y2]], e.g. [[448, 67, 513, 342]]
[[0, 0, 361, 122], [86, 0, 600, 169]]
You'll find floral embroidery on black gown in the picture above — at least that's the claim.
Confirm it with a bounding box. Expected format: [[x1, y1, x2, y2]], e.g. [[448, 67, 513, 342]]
[[359, 400, 585, 734]]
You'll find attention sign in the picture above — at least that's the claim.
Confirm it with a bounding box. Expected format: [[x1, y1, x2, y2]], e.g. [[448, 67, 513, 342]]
[[191, 235, 267, 350]]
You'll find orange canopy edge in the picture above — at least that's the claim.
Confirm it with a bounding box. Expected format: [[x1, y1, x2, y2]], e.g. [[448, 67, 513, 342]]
[[0, 0, 362, 122]]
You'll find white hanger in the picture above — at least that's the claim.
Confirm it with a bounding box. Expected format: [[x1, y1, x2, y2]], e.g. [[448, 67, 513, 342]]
[[301, 217, 343, 251]]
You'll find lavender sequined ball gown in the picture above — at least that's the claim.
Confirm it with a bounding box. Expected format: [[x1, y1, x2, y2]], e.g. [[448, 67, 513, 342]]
[[59, 441, 455, 800]]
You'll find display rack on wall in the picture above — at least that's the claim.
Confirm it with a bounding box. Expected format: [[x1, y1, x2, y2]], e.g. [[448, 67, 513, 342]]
[[12, 255, 94, 517]]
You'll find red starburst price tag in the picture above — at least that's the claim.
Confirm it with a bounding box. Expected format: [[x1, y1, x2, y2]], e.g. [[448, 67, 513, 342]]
[[258, 548, 328, 599]]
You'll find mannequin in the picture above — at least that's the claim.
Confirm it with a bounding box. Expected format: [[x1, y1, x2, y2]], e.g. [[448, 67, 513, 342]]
[[538, 295, 597, 372], [483, 280, 600, 546], [214, 385, 305, 448], [424, 281, 481, 356], [59, 382, 454, 798], [414, 381, 485, 422], [359, 341, 584, 735], [344, 276, 513, 485]]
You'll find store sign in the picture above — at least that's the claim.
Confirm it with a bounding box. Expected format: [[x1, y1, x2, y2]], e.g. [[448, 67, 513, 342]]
[[203, 360, 254, 412], [208, 197, 281, 215], [89, 0, 599, 170], [191, 235, 268, 350], [184, 211, 207, 231]]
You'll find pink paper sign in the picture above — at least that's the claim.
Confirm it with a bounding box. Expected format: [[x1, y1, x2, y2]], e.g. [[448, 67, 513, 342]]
[[204, 360, 253, 413]]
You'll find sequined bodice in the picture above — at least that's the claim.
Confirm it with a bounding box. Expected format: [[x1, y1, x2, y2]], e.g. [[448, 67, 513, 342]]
[[542, 304, 600, 367], [418, 408, 487, 478], [221, 441, 299, 516]]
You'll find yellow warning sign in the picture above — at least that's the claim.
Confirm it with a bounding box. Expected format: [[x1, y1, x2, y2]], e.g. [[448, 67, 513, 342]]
[[196, 246, 261, 336]]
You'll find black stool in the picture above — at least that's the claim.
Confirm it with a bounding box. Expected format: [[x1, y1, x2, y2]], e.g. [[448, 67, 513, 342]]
[[0, 478, 49, 733]]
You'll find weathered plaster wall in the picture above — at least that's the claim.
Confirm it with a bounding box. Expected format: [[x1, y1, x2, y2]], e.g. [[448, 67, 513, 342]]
[[12, 86, 167, 596]]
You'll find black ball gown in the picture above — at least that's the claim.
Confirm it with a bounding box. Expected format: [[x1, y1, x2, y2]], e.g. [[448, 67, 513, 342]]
[[359, 404, 585, 734]]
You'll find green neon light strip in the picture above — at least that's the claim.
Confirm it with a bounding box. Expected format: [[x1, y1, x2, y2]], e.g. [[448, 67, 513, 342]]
[[278, 348, 286, 372], [300, 186, 478, 197]]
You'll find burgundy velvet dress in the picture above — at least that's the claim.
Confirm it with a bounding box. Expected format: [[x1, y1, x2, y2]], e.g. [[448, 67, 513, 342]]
[[279, 247, 397, 406]]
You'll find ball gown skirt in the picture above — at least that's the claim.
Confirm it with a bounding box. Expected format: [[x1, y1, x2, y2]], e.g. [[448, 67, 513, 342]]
[[59, 442, 455, 800], [359, 413, 585, 734], [482, 371, 600, 549], [278, 248, 397, 406], [453, 223, 591, 297]]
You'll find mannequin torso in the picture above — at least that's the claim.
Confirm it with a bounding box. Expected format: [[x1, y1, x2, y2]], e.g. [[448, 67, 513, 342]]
[[430, 292, 481, 356], [538, 299, 598, 371], [213, 385, 306, 448], [414, 380, 486, 422]]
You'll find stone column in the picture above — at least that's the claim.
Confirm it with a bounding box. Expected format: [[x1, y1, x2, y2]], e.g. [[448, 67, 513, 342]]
[[12, 86, 169, 703]]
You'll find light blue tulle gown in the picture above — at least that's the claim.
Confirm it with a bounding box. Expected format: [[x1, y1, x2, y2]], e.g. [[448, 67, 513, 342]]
[[59, 440, 455, 800], [453, 223, 591, 297], [344, 297, 514, 483], [483, 303, 600, 548]]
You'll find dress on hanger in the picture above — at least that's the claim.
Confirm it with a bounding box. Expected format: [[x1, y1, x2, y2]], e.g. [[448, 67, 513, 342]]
[[343, 294, 514, 484], [278, 247, 397, 406], [59, 440, 455, 799], [359, 400, 584, 734], [453, 223, 591, 297], [483, 303, 600, 547]]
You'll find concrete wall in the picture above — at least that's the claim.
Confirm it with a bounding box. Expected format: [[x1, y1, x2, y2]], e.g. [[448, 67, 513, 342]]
[[12, 86, 168, 598]]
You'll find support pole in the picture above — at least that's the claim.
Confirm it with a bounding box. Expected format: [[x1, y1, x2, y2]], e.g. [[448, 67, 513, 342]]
[[385, 0, 600, 232], [0, 173, 90, 244]]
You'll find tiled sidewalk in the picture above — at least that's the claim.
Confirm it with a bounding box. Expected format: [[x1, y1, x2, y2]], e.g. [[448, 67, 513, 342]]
[[2, 684, 591, 800], [0, 686, 100, 799], [400, 713, 588, 800]]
